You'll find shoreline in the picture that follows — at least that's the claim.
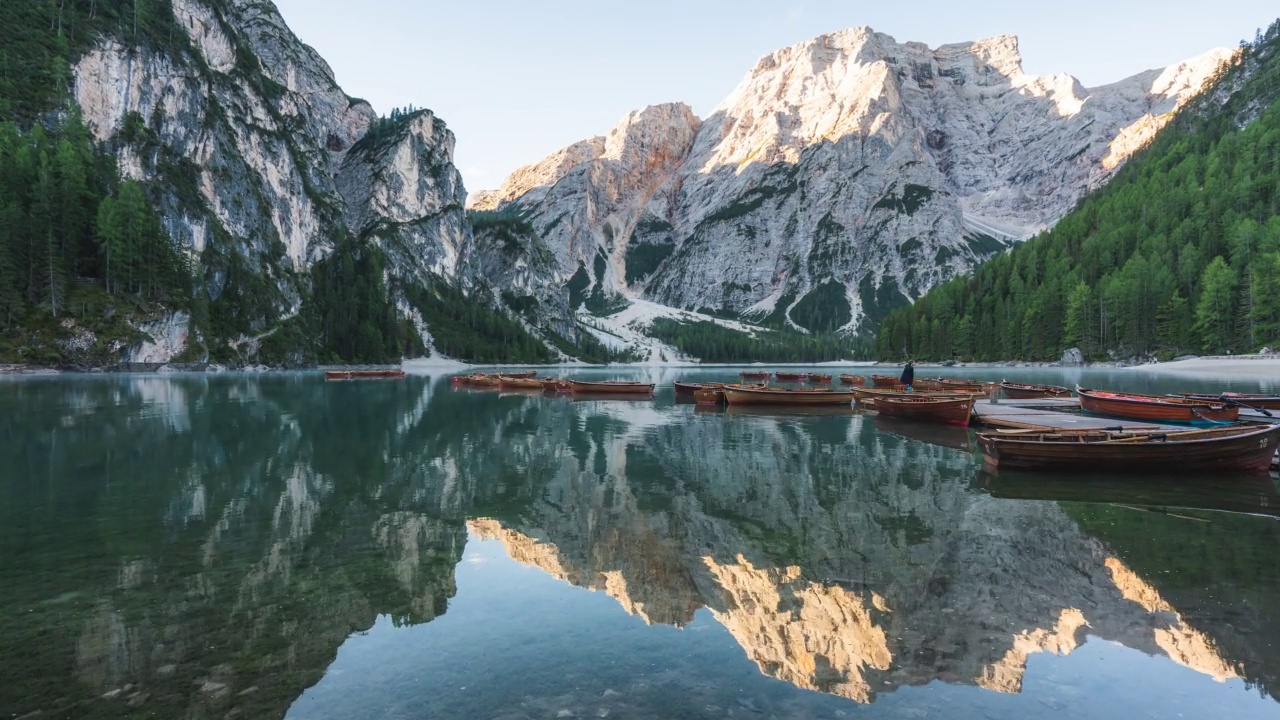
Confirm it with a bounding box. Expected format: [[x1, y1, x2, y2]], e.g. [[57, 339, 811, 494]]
[[5, 355, 1277, 379]]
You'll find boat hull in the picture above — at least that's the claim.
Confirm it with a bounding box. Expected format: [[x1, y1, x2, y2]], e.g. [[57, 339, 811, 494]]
[[1175, 393, 1280, 410], [1001, 382, 1071, 399], [774, 373, 807, 382], [723, 386, 854, 406], [740, 371, 771, 381], [871, 375, 905, 388], [568, 381, 655, 396], [873, 396, 975, 426], [499, 377, 543, 390], [979, 425, 1280, 474], [839, 375, 865, 386], [1078, 388, 1239, 424], [694, 387, 725, 406], [325, 370, 406, 381]]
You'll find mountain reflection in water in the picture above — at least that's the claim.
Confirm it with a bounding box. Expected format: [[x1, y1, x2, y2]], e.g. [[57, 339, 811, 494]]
[[1, 373, 1277, 719]]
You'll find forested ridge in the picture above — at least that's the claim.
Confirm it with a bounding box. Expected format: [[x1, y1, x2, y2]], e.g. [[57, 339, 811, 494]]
[[877, 21, 1280, 362]]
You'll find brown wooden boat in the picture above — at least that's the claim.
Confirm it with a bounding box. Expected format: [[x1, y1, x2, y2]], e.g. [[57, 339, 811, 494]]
[[1000, 381, 1072, 399], [1173, 392, 1280, 411], [540, 377, 563, 392], [499, 376, 543, 390], [740, 370, 772, 381], [325, 369, 406, 381], [1077, 387, 1239, 425], [873, 395, 976, 426], [917, 378, 988, 393], [722, 385, 854, 406], [674, 381, 724, 397], [839, 375, 865, 386], [806, 373, 833, 384], [568, 380, 655, 396], [694, 387, 725, 406], [871, 375, 905, 388], [978, 424, 1280, 473], [775, 372, 807, 382], [469, 374, 501, 387], [500, 370, 539, 379], [854, 387, 983, 406]]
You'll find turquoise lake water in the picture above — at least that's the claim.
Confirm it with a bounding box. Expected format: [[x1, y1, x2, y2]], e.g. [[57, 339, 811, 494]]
[[2, 367, 1278, 719]]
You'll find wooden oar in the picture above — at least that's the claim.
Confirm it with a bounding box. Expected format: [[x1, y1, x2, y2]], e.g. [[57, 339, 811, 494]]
[[1220, 395, 1274, 418]]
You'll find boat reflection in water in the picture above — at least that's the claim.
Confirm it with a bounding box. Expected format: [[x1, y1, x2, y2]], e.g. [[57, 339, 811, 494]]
[[977, 467, 1280, 518], [2, 375, 1279, 720], [873, 415, 975, 451]]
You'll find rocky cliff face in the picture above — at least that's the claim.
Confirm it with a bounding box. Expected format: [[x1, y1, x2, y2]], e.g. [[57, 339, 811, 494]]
[[474, 28, 1232, 334], [72, 0, 473, 361]]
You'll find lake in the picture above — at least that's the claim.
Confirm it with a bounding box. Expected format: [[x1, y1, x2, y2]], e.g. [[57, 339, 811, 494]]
[[2, 367, 1279, 719]]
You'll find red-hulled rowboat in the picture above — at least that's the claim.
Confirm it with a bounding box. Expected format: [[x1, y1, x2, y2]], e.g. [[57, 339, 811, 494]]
[[872, 395, 976, 426], [839, 375, 866, 386], [806, 373, 833, 384], [1077, 387, 1239, 425], [775, 372, 807, 382], [871, 375, 905, 388], [740, 370, 772, 381]]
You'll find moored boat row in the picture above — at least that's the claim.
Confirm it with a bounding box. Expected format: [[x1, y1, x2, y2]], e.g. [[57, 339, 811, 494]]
[[448, 372, 1280, 475]]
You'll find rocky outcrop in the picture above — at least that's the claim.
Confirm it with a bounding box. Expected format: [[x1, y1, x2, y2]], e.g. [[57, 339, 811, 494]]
[[71, 0, 471, 360], [474, 28, 1232, 333]]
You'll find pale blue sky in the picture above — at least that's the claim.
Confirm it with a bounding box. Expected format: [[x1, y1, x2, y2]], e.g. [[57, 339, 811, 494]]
[[273, 1, 1276, 192]]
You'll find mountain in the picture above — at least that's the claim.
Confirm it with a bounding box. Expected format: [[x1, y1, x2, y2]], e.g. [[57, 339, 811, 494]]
[[0, 0, 582, 367], [877, 21, 1280, 362], [472, 28, 1231, 337]]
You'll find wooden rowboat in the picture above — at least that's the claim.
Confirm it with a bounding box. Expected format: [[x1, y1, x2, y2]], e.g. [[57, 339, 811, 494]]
[[978, 425, 1280, 474], [540, 378, 563, 392], [917, 378, 988, 393], [499, 376, 543, 390], [740, 371, 772, 380], [853, 387, 983, 405], [1000, 381, 1072, 399], [871, 375, 905, 388], [469, 374, 501, 387], [568, 380, 655, 396], [325, 369, 406, 381], [1077, 387, 1239, 424], [1173, 392, 1280, 411], [723, 385, 853, 406], [775, 372, 807, 382], [500, 370, 539, 379], [674, 381, 723, 397], [872, 395, 976, 426], [806, 373, 833, 383], [839, 375, 865, 386], [694, 387, 725, 406]]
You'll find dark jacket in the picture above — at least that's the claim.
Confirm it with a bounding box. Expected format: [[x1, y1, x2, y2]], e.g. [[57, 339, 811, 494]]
[[899, 363, 914, 386]]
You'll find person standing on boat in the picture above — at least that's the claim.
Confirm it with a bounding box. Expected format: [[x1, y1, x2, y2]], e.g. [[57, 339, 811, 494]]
[[900, 360, 914, 391]]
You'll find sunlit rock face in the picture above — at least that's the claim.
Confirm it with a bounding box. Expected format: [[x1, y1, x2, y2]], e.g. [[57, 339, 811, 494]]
[[71, 0, 470, 358], [474, 28, 1231, 332]]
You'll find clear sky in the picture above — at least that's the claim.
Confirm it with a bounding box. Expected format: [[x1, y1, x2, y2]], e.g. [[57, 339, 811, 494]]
[[273, 0, 1276, 193]]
